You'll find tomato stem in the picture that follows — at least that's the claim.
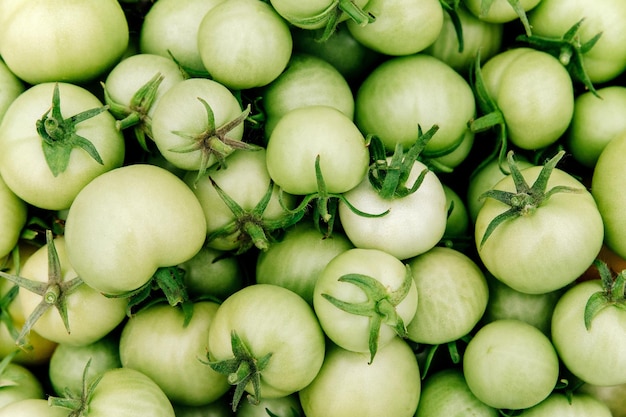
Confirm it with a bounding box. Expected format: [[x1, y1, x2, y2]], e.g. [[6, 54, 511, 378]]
[[583, 260, 626, 330]]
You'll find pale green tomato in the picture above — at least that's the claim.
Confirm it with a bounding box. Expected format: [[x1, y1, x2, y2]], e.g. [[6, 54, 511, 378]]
[[521, 392, 612, 417], [139, 0, 227, 75], [0, 174, 27, 259], [0, 398, 70, 417], [64, 164, 207, 295], [0, 59, 24, 122], [442, 184, 470, 238], [179, 246, 244, 301], [464, 0, 541, 23]]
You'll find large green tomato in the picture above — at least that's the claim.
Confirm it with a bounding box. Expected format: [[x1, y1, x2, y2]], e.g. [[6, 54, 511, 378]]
[[355, 54, 475, 156], [521, 392, 612, 417], [591, 130, 626, 260], [0, 0, 129, 84], [197, 0, 292, 90], [64, 164, 207, 295], [299, 337, 421, 417], [120, 301, 230, 406], [0, 398, 70, 417], [462, 319, 560, 410], [0, 174, 26, 259], [0, 82, 125, 210], [0, 362, 45, 410]]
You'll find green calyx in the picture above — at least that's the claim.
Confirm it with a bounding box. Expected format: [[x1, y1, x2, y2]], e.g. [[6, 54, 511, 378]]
[[102, 72, 165, 152], [584, 260, 626, 331], [439, 0, 464, 53], [280, 154, 389, 238], [207, 330, 273, 412], [36, 83, 108, 177], [517, 18, 602, 97], [169, 99, 260, 183], [48, 358, 103, 417], [480, 0, 533, 36], [0, 230, 83, 347], [206, 178, 304, 254], [478, 150, 583, 248], [321, 265, 414, 364], [367, 124, 439, 200]]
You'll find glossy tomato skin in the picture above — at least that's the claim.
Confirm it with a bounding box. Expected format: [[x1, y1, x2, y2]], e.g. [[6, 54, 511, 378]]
[[265, 105, 369, 195], [415, 368, 499, 417], [551, 280, 626, 386], [0, 0, 129, 84], [592, 130, 626, 260], [355, 54, 475, 156], [480, 47, 574, 150], [0, 82, 125, 211], [299, 337, 421, 417], [0, 363, 44, 410], [120, 301, 230, 406], [462, 319, 560, 410], [0, 398, 70, 417], [17, 237, 128, 346], [405, 247, 489, 345], [139, 0, 227, 75], [338, 159, 448, 260], [313, 248, 418, 354], [346, 0, 444, 56], [64, 164, 207, 295], [475, 166, 604, 294], [528, 0, 626, 84], [0, 174, 26, 259], [208, 284, 326, 400], [261, 53, 355, 141], [521, 392, 612, 417], [197, 0, 292, 90], [255, 220, 354, 305]]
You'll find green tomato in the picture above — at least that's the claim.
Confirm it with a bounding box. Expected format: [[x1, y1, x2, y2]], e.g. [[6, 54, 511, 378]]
[[299, 337, 421, 417], [528, 0, 626, 84], [0, 82, 125, 210], [0, 0, 129, 84], [197, 0, 292, 90], [462, 319, 560, 410], [120, 301, 230, 406], [415, 368, 499, 417], [479, 47, 574, 150], [567, 86, 626, 169], [551, 280, 626, 386], [265, 105, 369, 195], [521, 392, 612, 417], [270, 0, 369, 30], [179, 246, 244, 301], [0, 398, 70, 417], [0, 174, 27, 259], [355, 54, 476, 156], [0, 362, 45, 410], [0, 59, 24, 122], [442, 184, 470, 238], [64, 164, 207, 295], [255, 220, 354, 305], [236, 393, 303, 417], [346, 0, 444, 56], [48, 333, 121, 397], [139, 0, 227, 75], [591, 130, 626, 260], [464, 0, 541, 23], [405, 247, 488, 345], [262, 53, 354, 141]]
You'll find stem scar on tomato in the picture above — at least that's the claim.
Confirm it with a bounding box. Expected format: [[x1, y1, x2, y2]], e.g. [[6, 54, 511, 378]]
[[478, 150, 583, 248], [516, 18, 603, 98], [0, 230, 82, 347], [36, 83, 109, 177], [584, 259, 626, 330], [321, 264, 413, 364], [48, 358, 102, 417]]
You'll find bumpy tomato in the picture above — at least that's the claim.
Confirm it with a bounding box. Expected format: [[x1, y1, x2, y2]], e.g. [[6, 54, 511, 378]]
[[0, 0, 129, 84], [64, 164, 207, 295]]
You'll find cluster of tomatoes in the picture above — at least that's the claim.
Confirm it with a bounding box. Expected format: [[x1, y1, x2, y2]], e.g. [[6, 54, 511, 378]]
[[0, 0, 626, 416]]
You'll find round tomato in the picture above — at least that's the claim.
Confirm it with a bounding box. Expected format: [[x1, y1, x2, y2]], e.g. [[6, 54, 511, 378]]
[[0, 0, 129, 84], [346, 0, 444, 56], [415, 368, 499, 417], [528, 0, 626, 84], [313, 248, 418, 362], [64, 164, 207, 295], [207, 284, 325, 410], [0, 398, 70, 417], [261, 53, 355, 141], [299, 337, 421, 417], [521, 392, 612, 417], [120, 301, 230, 406], [0, 58, 24, 122], [197, 0, 292, 90], [0, 361, 44, 410], [355, 54, 476, 156], [405, 247, 489, 345], [0, 174, 26, 259], [0, 82, 125, 211], [139, 0, 227, 75], [551, 279, 626, 386], [265, 105, 369, 195], [478, 47, 574, 150], [591, 130, 626, 260], [269, 0, 370, 30], [464, 0, 541, 24], [475, 153, 604, 294], [462, 319, 560, 410]]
